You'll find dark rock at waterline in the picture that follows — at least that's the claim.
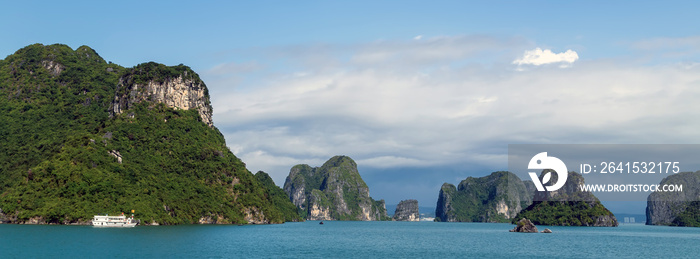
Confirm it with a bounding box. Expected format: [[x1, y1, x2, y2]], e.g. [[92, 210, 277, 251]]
[[509, 218, 538, 233]]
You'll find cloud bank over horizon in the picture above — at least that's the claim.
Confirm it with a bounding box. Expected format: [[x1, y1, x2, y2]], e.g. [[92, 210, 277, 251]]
[[202, 35, 700, 205]]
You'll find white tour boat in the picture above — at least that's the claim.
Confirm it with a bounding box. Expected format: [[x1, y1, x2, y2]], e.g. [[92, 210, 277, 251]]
[[92, 212, 137, 227]]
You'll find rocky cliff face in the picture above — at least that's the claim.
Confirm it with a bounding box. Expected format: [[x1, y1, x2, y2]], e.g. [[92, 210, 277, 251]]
[[283, 156, 389, 221], [111, 62, 213, 127], [0, 208, 9, 224], [646, 171, 700, 226], [435, 171, 533, 222], [436, 183, 456, 222], [393, 199, 419, 221], [513, 171, 618, 227], [531, 170, 598, 202], [285, 164, 313, 212]]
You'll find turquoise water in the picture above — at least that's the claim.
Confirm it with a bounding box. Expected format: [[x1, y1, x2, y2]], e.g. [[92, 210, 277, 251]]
[[2, 221, 699, 258]]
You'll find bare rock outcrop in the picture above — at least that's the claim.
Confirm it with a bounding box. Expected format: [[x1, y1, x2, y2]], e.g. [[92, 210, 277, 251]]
[[393, 199, 420, 221], [510, 218, 538, 233], [41, 60, 65, 76], [111, 62, 213, 127]]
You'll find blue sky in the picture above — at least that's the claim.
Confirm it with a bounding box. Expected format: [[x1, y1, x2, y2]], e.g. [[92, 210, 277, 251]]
[[4, 1, 700, 214]]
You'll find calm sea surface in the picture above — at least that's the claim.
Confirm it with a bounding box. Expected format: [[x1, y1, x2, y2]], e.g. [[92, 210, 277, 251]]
[[2, 221, 699, 258]]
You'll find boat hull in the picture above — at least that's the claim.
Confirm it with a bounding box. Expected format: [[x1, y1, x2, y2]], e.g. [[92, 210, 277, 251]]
[[92, 222, 137, 227], [92, 214, 138, 227]]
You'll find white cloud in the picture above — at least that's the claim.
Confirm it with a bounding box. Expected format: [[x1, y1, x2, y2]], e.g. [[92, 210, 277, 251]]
[[414, 35, 423, 40], [512, 48, 579, 67], [204, 35, 700, 186]]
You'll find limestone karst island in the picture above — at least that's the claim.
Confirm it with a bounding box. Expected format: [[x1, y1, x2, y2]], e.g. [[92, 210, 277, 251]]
[[0, 44, 300, 225], [1, 44, 699, 230]]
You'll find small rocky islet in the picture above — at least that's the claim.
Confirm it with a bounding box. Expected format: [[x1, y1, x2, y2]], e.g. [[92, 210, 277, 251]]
[[393, 199, 420, 221]]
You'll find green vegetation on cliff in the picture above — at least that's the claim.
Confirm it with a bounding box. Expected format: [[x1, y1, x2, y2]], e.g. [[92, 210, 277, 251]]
[[435, 171, 532, 223], [255, 171, 304, 222], [512, 171, 618, 227], [283, 156, 390, 221], [670, 201, 700, 227], [513, 201, 615, 226], [0, 43, 298, 224]]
